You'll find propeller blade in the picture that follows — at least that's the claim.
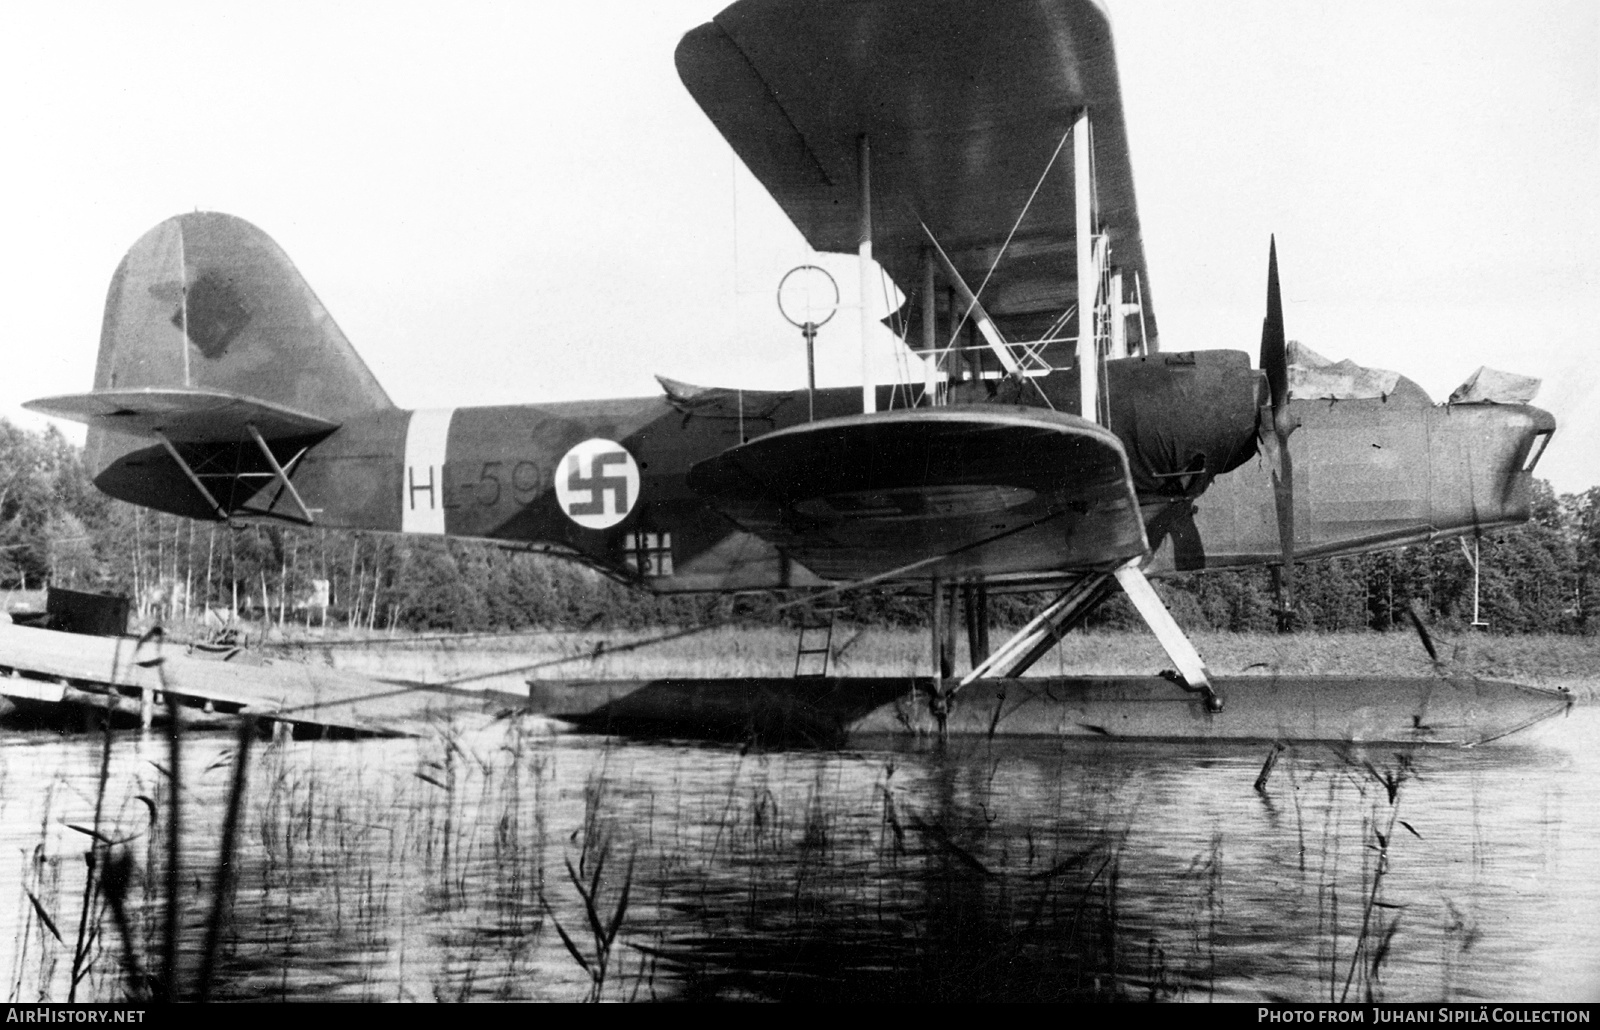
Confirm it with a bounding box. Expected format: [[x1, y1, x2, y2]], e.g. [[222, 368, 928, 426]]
[[1259, 236, 1288, 415], [1271, 455, 1296, 632], [1260, 235, 1296, 631]]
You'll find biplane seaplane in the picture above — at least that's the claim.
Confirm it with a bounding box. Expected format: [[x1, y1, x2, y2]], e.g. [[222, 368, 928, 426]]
[[18, 0, 1569, 744]]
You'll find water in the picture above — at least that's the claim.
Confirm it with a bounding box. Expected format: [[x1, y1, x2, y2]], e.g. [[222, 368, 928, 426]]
[[1, 705, 1596, 1002]]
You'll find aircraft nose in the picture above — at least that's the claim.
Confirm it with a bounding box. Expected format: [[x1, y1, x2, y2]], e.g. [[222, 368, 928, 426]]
[[1433, 402, 1556, 531], [1516, 405, 1557, 477], [1485, 404, 1556, 516]]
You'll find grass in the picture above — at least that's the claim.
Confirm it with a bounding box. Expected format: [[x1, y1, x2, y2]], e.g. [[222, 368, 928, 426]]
[[248, 625, 1600, 702], [123, 599, 1596, 701]]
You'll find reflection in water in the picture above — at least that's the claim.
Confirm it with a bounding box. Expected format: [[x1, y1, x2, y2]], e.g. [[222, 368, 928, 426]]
[[0, 707, 1596, 1002]]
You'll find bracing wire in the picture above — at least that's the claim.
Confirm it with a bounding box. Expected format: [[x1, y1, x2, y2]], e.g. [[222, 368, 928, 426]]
[[881, 263, 916, 409], [940, 124, 1075, 354]]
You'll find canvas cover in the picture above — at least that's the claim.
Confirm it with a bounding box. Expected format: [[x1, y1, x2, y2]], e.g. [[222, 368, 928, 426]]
[[1448, 366, 1542, 405], [1286, 341, 1400, 401]]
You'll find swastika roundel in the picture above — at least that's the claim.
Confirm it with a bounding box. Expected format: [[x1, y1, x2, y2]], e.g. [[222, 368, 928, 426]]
[[555, 438, 640, 530]]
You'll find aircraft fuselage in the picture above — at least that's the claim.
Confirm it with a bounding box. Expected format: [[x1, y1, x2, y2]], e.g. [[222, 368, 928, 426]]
[[87, 347, 1553, 592]]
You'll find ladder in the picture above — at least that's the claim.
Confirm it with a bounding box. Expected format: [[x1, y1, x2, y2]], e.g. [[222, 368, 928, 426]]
[[793, 607, 839, 678]]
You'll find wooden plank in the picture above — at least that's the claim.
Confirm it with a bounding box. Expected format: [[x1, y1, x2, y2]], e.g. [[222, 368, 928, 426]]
[[0, 623, 447, 737]]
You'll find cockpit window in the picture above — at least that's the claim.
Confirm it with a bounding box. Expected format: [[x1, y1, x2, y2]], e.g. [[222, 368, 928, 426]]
[[1522, 430, 1553, 473]]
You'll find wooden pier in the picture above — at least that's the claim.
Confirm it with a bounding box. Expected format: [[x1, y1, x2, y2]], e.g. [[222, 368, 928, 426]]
[[0, 622, 511, 737]]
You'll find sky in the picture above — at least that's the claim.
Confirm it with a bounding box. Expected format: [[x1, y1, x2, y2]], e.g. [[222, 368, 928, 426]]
[[0, 1, 1595, 493]]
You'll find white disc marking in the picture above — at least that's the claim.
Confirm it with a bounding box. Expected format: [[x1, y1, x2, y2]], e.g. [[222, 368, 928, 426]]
[[555, 438, 639, 530]]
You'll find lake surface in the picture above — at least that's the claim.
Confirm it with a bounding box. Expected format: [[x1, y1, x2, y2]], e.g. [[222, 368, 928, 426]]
[[1, 703, 1595, 1002]]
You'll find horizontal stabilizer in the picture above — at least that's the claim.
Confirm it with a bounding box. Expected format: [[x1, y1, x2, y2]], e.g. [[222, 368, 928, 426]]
[[26, 388, 339, 443]]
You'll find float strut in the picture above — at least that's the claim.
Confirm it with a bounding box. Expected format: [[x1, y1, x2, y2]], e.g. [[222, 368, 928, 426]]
[[1113, 560, 1223, 713], [929, 577, 951, 738]]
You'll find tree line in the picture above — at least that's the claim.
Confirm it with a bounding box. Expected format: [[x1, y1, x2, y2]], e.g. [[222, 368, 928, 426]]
[[1, 419, 1595, 636]]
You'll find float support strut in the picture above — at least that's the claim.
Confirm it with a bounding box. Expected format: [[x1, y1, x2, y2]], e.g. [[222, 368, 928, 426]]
[[928, 576, 949, 736], [1113, 560, 1222, 712], [960, 572, 1115, 685]]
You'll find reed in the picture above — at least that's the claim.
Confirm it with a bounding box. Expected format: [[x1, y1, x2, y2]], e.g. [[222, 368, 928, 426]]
[[1258, 744, 1426, 1004], [1337, 752, 1415, 1004]]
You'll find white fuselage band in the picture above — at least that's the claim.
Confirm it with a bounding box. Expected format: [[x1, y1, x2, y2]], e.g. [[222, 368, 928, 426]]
[[402, 408, 455, 534]]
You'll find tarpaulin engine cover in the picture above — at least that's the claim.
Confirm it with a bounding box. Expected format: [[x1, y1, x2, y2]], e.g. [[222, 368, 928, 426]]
[[1102, 350, 1262, 498]]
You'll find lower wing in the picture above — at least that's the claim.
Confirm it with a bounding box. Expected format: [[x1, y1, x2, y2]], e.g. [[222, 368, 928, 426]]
[[686, 406, 1148, 584]]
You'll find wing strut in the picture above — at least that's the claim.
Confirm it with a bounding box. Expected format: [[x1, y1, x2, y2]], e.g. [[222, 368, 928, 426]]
[[1109, 270, 1126, 358], [858, 134, 876, 414], [1074, 108, 1101, 424], [920, 246, 940, 405]]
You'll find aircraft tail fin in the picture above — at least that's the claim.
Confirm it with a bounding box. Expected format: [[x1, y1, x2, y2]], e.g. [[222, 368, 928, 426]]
[[85, 211, 392, 421], [25, 212, 394, 518]]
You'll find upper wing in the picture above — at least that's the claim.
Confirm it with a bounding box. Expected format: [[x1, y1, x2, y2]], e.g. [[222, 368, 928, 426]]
[[686, 407, 1148, 583], [677, 0, 1155, 353]]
